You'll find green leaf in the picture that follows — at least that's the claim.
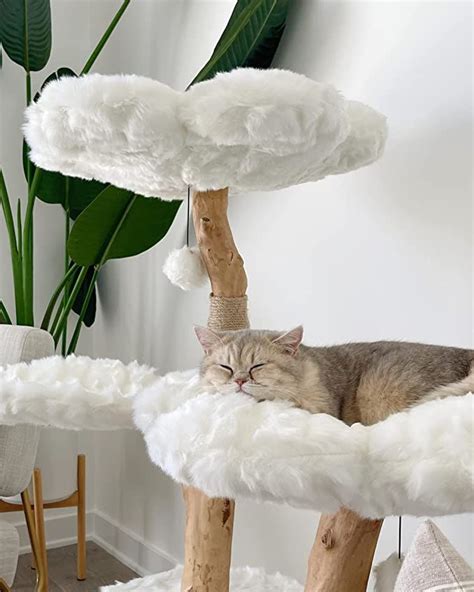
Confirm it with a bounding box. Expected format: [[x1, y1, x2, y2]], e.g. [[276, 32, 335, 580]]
[[33, 66, 76, 100], [0, 301, 12, 324], [0, 0, 52, 71], [71, 267, 97, 328], [191, 0, 289, 85], [67, 186, 181, 266]]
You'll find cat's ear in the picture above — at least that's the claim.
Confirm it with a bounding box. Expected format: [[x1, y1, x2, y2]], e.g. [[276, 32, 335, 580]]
[[194, 326, 223, 353], [271, 326, 303, 355]]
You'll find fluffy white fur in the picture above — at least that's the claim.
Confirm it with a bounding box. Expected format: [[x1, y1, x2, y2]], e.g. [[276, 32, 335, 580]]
[[162, 246, 208, 290], [134, 371, 474, 518], [101, 565, 302, 592], [373, 554, 404, 592], [24, 69, 387, 198], [0, 355, 471, 517], [24, 74, 188, 199], [0, 355, 157, 430]]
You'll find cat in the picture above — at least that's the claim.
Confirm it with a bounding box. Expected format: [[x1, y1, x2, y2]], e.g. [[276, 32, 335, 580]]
[[195, 326, 474, 425]]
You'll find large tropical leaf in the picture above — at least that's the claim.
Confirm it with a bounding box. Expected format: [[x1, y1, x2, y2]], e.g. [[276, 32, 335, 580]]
[[191, 0, 289, 85], [71, 266, 97, 327], [0, 0, 52, 71], [67, 186, 181, 266]]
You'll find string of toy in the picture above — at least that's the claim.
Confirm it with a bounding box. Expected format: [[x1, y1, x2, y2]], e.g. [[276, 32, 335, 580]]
[[186, 185, 191, 248], [398, 516, 402, 559]]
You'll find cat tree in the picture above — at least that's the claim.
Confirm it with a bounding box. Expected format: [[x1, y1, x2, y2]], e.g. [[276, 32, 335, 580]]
[[17, 66, 439, 591]]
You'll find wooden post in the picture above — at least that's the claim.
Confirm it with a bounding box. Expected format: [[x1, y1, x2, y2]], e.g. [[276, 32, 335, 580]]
[[181, 188, 247, 592], [77, 454, 86, 581], [191, 188, 247, 298], [33, 469, 48, 591], [305, 508, 383, 592]]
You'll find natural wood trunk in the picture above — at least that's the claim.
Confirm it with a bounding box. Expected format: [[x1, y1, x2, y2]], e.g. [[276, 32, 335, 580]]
[[192, 188, 247, 298], [181, 188, 247, 592], [181, 487, 235, 592], [304, 508, 383, 592]]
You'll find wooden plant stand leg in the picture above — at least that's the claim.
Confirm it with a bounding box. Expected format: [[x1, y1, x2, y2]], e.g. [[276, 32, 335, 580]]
[[77, 454, 86, 581], [181, 188, 248, 592], [32, 470, 49, 592], [304, 507, 383, 592], [0, 578, 12, 592]]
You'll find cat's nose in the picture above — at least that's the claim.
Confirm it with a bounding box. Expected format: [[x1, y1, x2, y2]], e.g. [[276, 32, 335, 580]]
[[235, 378, 248, 387]]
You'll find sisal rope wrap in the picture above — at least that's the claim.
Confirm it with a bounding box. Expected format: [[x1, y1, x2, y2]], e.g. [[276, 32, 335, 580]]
[[208, 296, 249, 332]]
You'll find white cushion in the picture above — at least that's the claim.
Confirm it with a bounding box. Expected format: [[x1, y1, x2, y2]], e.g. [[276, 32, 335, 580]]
[[0, 326, 54, 496], [394, 520, 473, 592]]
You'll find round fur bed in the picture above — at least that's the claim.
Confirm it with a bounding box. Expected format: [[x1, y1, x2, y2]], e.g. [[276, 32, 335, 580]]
[[0, 355, 472, 519]]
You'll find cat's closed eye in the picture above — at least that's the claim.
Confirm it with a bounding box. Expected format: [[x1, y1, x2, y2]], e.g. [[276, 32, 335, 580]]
[[219, 364, 233, 373], [249, 363, 266, 379]]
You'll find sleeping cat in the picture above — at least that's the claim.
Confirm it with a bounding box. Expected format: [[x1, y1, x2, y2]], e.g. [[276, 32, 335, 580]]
[[195, 326, 474, 425]]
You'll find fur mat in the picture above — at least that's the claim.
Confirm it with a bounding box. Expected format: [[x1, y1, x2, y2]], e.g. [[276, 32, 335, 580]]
[[134, 371, 474, 518], [0, 355, 472, 517], [100, 566, 302, 592], [0, 355, 157, 430], [24, 68, 387, 199]]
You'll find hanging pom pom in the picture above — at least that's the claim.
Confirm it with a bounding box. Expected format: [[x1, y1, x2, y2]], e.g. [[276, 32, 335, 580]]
[[162, 246, 208, 291]]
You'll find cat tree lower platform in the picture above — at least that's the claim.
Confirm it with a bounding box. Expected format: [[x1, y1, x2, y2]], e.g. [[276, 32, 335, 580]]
[[1, 357, 471, 519], [0, 354, 472, 592]]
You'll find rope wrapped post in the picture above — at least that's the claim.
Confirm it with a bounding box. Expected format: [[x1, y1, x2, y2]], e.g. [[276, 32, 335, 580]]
[[181, 187, 248, 592]]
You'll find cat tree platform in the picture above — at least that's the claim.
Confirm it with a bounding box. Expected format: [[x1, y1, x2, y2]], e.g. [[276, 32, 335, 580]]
[[0, 355, 473, 591], [1, 356, 472, 519]]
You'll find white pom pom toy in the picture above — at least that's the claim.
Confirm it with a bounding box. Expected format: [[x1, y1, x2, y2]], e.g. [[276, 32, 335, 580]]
[[162, 246, 208, 290]]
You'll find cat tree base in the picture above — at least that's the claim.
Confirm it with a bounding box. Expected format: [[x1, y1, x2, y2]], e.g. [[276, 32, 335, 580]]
[[101, 566, 302, 592]]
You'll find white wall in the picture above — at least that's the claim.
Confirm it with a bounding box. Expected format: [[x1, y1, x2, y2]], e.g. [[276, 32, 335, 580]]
[[1, 0, 472, 587]]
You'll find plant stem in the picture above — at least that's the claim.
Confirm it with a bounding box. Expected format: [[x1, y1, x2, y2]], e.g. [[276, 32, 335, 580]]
[[80, 0, 132, 75], [16, 199, 23, 258], [66, 195, 137, 353], [67, 266, 99, 354], [61, 179, 71, 355], [40, 263, 79, 331], [52, 266, 89, 346], [22, 168, 41, 326], [0, 171, 25, 324], [26, 72, 32, 105]]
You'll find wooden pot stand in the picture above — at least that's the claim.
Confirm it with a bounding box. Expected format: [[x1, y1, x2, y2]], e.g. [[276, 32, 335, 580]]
[[0, 455, 86, 592]]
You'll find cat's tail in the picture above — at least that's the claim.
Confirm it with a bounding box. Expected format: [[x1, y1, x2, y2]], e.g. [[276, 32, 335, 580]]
[[422, 361, 474, 403]]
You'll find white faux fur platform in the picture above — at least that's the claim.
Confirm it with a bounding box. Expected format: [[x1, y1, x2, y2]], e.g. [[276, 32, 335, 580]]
[[101, 565, 302, 592], [0, 355, 472, 518], [0, 355, 156, 430], [134, 372, 474, 518], [23, 68, 387, 199]]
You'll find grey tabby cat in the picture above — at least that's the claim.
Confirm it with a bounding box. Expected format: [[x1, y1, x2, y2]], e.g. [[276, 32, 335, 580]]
[[195, 326, 474, 425]]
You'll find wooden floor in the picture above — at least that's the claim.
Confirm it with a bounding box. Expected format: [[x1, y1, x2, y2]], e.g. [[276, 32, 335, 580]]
[[13, 542, 138, 591]]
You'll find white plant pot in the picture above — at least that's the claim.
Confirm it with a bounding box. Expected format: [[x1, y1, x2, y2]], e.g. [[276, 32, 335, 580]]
[[36, 429, 78, 501]]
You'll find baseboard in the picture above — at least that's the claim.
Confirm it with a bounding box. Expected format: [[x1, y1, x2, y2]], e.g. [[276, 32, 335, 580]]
[[5, 508, 176, 577], [92, 510, 176, 577], [6, 509, 95, 554]]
